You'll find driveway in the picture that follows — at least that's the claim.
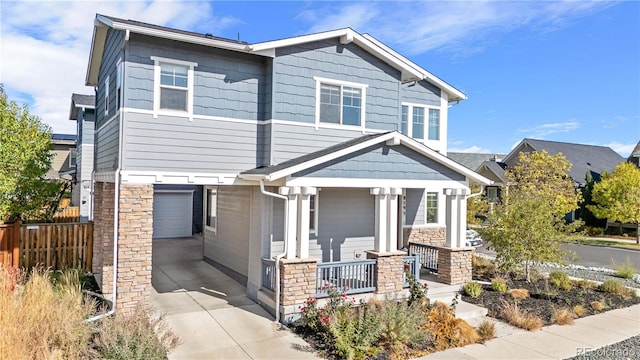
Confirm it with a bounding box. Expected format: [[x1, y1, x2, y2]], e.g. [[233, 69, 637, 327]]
[[151, 235, 317, 359]]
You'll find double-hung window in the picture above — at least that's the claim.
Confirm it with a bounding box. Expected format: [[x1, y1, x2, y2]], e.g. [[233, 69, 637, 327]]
[[151, 56, 198, 120], [104, 76, 109, 116], [425, 192, 438, 224], [400, 103, 440, 141], [309, 194, 318, 234], [116, 58, 123, 110], [315, 77, 367, 128]]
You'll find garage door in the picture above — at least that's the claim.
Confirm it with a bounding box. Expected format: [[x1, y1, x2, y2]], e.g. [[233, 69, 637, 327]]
[[153, 191, 193, 239]]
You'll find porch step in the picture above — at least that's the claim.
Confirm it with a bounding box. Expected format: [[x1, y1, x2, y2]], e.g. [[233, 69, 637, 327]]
[[424, 281, 461, 306], [454, 300, 488, 320]]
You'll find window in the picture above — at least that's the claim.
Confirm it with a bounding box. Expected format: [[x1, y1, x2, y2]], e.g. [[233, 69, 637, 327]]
[[400, 103, 440, 141], [486, 187, 499, 203], [69, 149, 77, 168], [426, 192, 438, 223], [428, 109, 440, 140], [151, 56, 198, 119], [206, 188, 217, 232], [309, 194, 318, 233], [116, 59, 123, 110], [104, 76, 109, 116], [315, 77, 367, 127]]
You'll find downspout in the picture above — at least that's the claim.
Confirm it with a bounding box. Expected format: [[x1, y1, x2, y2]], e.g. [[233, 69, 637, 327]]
[[466, 185, 485, 199], [259, 179, 288, 323]]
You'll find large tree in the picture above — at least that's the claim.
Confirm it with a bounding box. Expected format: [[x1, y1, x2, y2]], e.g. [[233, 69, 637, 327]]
[[0, 86, 61, 223], [588, 162, 640, 244], [482, 151, 582, 281]]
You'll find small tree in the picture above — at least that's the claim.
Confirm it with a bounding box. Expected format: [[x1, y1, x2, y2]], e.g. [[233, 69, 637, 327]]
[[0, 87, 61, 223], [588, 162, 640, 244], [467, 185, 489, 225], [483, 151, 582, 281]]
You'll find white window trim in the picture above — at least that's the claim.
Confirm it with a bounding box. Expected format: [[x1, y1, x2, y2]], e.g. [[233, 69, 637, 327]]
[[314, 76, 367, 132], [401, 102, 441, 141], [424, 191, 440, 225], [116, 58, 123, 110], [104, 76, 109, 116], [204, 186, 218, 234], [151, 56, 198, 121], [309, 193, 319, 235], [69, 149, 77, 168]]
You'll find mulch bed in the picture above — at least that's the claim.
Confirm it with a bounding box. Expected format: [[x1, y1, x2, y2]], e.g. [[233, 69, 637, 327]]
[[462, 277, 640, 325]]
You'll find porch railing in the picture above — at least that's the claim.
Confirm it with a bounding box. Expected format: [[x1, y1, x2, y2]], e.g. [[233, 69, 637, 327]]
[[402, 254, 420, 288], [408, 242, 438, 272], [261, 258, 276, 292], [316, 259, 376, 297]]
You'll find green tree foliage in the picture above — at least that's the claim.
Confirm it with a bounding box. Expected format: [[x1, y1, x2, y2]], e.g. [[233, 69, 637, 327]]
[[482, 151, 582, 281], [588, 162, 640, 244], [0, 87, 61, 223], [467, 185, 489, 225]]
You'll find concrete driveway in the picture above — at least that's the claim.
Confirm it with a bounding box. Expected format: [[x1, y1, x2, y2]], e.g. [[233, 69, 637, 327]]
[[151, 235, 317, 359]]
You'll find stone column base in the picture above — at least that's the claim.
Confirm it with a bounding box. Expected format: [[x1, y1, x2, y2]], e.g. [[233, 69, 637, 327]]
[[366, 251, 406, 295], [437, 247, 473, 285], [279, 258, 318, 306]]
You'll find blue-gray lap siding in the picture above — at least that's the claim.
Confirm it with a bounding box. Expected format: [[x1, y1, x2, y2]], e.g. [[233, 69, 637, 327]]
[[95, 117, 119, 173], [292, 143, 465, 181], [401, 80, 441, 106]]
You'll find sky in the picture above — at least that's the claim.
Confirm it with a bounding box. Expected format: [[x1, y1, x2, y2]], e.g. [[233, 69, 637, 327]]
[[1, 0, 638, 156]]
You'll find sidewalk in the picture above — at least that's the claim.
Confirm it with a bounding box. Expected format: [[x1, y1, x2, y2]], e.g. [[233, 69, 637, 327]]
[[417, 304, 640, 359]]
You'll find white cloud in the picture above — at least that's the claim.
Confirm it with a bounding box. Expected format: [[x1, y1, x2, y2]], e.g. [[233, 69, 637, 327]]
[[0, 0, 240, 134], [517, 120, 581, 138], [602, 141, 636, 158], [448, 145, 492, 153]]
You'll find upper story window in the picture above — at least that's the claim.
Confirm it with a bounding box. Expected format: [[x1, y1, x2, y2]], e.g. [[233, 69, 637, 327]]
[[401, 103, 440, 141], [151, 56, 198, 120], [116, 58, 123, 110], [104, 76, 109, 116], [314, 77, 367, 128]]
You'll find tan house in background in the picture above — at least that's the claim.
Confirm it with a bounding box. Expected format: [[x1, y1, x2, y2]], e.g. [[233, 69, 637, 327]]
[[48, 134, 77, 181]]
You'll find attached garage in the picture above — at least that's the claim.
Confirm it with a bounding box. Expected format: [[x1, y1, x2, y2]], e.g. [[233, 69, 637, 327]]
[[153, 191, 194, 239]]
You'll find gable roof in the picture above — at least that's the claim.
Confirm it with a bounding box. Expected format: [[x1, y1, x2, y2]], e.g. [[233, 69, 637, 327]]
[[447, 152, 506, 172], [504, 138, 624, 185], [240, 131, 490, 185], [476, 160, 507, 184], [52, 133, 76, 145], [69, 93, 95, 120], [86, 14, 466, 101], [628, 141, 640, 162]]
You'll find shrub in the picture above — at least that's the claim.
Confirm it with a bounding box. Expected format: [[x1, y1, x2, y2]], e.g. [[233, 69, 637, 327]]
[[491, 278, 508, 293], [611, 258, 638, 280], [501, 301, 543, 331], [551, 307, 575, 325], [549, 271, 572, 291], [300, 284, 357, 332], [463, 281, 483, 298], [590, 301, 606, 311], [405, 266, 429, 307], [423, 302, 479, 350], [600, 279, 637, 299], [507, 288, 530, 300], [476, 320, 496, 343], [572, 279, 596, 289], [572, 305, 586, 317], [377, 301, 427, 354], [92, 306, 180, 360], [0, 267, 96, 360], [326, 304, 381, 360], [472, 255, 496, 278]]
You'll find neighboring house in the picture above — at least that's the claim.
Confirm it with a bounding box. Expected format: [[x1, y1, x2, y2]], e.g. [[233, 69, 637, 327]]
[[48, 133, 76, 181], [448, 152, 506, 203], [628, 141, 640, 167], [69, 94, 96, 222], [85, 14, 490, 320]]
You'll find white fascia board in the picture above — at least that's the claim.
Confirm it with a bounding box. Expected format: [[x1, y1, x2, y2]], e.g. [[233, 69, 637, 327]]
[[502, 139, 529, 165], [362, 34, 467, 101], [86, 24, 108, 86], [249, 28, 353, 52]]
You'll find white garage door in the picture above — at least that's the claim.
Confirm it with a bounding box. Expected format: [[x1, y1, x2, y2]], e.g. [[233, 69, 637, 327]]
[[153, 191, 193, 239]]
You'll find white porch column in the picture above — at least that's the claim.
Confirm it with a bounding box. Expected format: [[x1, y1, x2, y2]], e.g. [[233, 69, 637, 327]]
[[386, 187, 402, 252], [371, 187, 388, 252], [444, 188, 460, 248], [296, 187, 316, 259], [457, 189, 468, 248], [279, 187, 300, 259]]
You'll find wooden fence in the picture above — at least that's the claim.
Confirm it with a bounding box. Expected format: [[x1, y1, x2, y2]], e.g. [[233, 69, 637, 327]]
[[0, 223, 20, 267], [52, 206, 80, 223], [0, 222, 93, 271]]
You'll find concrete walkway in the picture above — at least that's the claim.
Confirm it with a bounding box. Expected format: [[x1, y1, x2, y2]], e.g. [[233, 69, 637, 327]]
[[151, 236, 317, 359], [418, 304, 640, 359]]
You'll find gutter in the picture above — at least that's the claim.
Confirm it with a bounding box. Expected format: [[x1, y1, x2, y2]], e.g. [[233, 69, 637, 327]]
[[259, 179, 289, 323]]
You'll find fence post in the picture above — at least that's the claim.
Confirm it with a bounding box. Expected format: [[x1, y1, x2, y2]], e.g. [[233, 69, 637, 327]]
[[12, 221, 21, 267]]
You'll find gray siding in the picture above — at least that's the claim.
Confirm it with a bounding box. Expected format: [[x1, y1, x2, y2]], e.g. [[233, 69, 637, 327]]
[[154, 184, 203, 233], [400, 80, 441, 106], [271, 39, 401, 131], [405, 189, 425, 226], [95, 118, 119, 172], [310, 189, 375, 262], [122, 113, 261, 172], [204, 186, 251, 277], [96, 29, 125, 129], [79, 110, 95, 146], [293, 143, 466, 181], [125, 34, 266, 120]]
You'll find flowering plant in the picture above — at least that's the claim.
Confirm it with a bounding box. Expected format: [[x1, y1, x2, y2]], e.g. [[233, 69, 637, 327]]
[[299, 283, 357, 331]]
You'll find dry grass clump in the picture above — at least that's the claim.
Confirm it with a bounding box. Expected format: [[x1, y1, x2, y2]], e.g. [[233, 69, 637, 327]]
[[423, 302, 479, 350], [0, 266, 96, 360], [590, 301, 606, 311], [599, 279, 637, 299], [551, 307, 575, 325], [507, 288, 530, 300], [572, 279, 596, 289], [549, 271, 572, 291], [472, 255, 496, 278], [611, 257, 637, 280], [572, 305, 586, 317], [476, 320, 496, 343], [501, 301, 543, 331]]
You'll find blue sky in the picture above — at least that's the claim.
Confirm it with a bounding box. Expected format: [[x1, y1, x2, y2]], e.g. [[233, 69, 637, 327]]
[[1, 1, 638, 156]]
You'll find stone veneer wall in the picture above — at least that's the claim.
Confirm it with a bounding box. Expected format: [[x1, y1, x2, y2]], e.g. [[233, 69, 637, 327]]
[[279, 258, 317, 307], [91, 182, 104, 277], [95, 182, 115, 297], [403, 227, 446, 247], [437, 247, 473, 285], [366, 251, 406, 295], [116, 183, 154, 311]]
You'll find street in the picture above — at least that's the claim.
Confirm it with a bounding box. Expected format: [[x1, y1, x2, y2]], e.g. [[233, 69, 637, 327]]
[[477, 242, 640, 269]]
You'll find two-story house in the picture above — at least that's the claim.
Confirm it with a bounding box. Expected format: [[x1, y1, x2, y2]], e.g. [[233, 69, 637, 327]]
[[85, 14, 490, 320], [69, 94, 96, 222]]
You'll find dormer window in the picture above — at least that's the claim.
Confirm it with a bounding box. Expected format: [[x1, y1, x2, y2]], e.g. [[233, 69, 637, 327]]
[[314, 77, 367, 128]]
